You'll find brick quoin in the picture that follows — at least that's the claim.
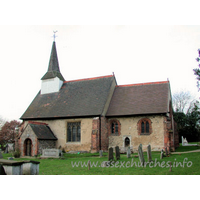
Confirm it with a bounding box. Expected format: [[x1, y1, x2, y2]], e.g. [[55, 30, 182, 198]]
[[91, 117, 110, 152], [91, 118, 100, 152], [35, 137, 38, 156], [100, 117, 109, 151]]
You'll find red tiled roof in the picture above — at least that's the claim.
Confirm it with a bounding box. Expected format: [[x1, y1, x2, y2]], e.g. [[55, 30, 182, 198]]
[[106, 81, 170, 116]]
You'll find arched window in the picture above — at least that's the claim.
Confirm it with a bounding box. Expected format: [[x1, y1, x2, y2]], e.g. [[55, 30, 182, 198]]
[[109, 119, 121, 136], [138, 118, 152, 135], [112, 122, 118, 134]]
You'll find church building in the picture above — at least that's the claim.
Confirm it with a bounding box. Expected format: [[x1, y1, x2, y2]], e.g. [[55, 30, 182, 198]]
[[18, 40, 179, 156]]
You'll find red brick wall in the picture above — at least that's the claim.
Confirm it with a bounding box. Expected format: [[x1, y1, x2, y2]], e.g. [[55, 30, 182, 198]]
[[91, 118, 100, 152], [174, 121, 179, 148], [163, 116, 179, 152], [91, 117, 110, 152], [164, 116, 170, 152]]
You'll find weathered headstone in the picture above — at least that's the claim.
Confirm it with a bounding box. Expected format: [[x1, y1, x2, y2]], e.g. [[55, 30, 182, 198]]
[[0, 151, 3, 159], [127, 146, 131, 158], [8, 143, 14, 153], [115, 146, 120, 160], [8, 157, 14, 160], [160, 149, 164, 159], [0, 164, 6, 175], [165, 147, 168, 156], [99, 150, 103, 157], [184, 137, 188, 145], [108, 147, 114, 161], [138, 144, 145, 166], [40, 149, 60, 158], [147, 144, 152, 162], [181, 136, 184, 146], [4, 144, 8, 154]]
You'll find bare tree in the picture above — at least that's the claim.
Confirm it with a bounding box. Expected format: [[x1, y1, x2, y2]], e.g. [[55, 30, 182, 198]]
[[0, 116, 6, 130], [172, 91, 197, 114]]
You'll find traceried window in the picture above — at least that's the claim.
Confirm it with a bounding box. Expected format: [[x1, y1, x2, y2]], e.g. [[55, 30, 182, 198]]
[[138, 118, 152, 135], [112, 122, 118, 135], [109, 120, 121, 136], [67, 122, 81, 142]]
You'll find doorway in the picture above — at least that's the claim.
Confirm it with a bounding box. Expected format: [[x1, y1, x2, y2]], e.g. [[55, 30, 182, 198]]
[[125, 137, 130, 147], [24, 138, 32, 156]]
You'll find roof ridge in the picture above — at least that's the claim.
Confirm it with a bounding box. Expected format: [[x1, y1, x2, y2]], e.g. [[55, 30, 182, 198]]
[[64, 75, 114, 83], [117, 81, 169, 87]]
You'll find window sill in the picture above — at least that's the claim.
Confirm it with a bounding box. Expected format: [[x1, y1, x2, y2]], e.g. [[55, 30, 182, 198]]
[[139, 133, 151, 135], [66, 142, 81, 144]]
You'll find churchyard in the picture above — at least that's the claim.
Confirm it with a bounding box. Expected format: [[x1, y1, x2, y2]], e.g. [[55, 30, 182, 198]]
[[1, 143, 200, 175]]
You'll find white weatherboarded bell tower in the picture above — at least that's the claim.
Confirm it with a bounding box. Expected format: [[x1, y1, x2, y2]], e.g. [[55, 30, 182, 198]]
[[41, 41, 65, 94]]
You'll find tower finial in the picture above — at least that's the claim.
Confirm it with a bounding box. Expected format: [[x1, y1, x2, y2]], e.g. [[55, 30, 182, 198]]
[[52, 31, 58, 41]]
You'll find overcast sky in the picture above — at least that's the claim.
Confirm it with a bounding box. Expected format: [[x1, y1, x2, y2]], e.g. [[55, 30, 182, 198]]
[[0, 25, 200, 121]]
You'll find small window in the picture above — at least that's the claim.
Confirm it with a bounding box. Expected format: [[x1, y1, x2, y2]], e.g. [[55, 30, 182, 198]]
[[111, 122, 118, 135], [138, 118, 152, 135], [110, 120, 120, 136], [67, 122, 81, 142]]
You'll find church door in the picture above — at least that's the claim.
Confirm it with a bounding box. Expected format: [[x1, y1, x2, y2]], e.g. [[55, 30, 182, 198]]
[[125, 137, 130, 147], [25, 139, 32, 156]]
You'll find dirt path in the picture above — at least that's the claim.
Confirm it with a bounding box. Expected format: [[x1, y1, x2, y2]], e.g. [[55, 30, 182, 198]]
[[171, 149, 200, 154]]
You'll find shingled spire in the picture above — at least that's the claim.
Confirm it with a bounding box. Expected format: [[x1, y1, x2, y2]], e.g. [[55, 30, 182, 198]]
[[41, 41, 65, 81], [41, 41, 65, 94]]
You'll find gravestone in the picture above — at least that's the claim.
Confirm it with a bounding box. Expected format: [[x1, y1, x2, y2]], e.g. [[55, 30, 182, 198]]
[[147, 144, 152, 162], [181, 136, 184, 146], [8, 157, 14, 160], [108, 147, 114, 161], [99, 150, 103, 157], [40, 149, 60, 158], [184, 137, 188, 145], [127, 146, 131, 158], [115, 146, 120, 160], [160, 149, 164, 159], [138, 144, 145, 166], [4, 144, 8, 153], [165, 147, 168, 156], [0, 151, 3, 159], [8, 143, 14, 153]]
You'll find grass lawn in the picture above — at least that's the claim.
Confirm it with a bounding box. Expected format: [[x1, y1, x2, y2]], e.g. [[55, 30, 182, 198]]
[[2, 144, 200, 175]]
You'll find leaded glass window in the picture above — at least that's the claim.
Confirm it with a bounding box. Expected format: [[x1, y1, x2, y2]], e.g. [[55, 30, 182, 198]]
[[67, 122, 81, 142]]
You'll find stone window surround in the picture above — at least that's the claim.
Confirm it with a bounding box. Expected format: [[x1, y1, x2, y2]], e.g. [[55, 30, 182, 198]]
[[137, 118, 152, 135], [108, 119, 121, 136], [66, 121, 81, 143]]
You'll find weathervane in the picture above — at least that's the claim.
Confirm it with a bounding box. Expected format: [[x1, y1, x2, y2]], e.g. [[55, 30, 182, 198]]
[[52, 31, 58, 41]]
